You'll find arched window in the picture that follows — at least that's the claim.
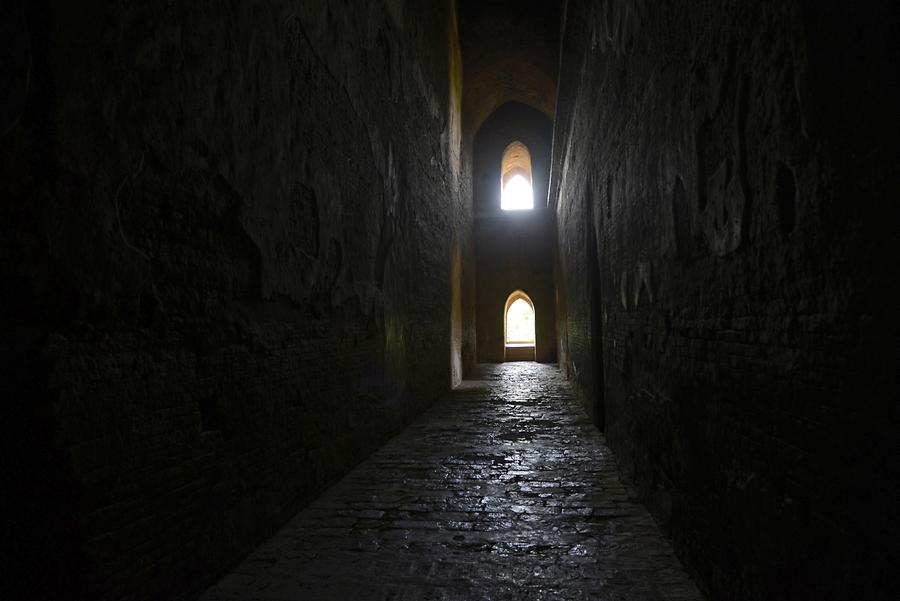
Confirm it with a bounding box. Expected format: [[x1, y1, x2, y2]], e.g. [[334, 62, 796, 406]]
[[504, 290, 535, 361], [500, 141, 534, 210]]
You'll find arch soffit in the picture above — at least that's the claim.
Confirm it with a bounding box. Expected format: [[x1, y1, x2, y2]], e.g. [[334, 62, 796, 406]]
[[505, 289, 535, 312], [501, 141, 533, 187], [464, 59, 556, 139]]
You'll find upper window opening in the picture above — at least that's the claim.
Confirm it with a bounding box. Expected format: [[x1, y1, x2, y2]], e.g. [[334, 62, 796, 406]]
[[500, 141, 534, 211]]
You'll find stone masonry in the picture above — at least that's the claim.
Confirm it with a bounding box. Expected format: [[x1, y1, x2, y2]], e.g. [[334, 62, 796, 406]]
[[201, 363, 701, 601]]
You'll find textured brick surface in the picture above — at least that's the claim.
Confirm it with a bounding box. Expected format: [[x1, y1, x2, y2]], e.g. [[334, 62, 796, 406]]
[[1, 3, 470, 599], [201, 363, 701, 601], [551, 1, 900, 599]]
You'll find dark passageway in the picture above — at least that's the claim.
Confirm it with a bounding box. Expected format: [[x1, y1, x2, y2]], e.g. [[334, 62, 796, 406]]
[[2, 1, 898, 600], [201, 364, 700, 601]]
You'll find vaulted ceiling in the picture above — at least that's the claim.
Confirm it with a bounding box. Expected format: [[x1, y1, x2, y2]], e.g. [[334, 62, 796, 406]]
[[458, 0, 562, 137]]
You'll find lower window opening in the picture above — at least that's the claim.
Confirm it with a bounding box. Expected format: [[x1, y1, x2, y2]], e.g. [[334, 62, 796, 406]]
[[504, 291, 536, 361]]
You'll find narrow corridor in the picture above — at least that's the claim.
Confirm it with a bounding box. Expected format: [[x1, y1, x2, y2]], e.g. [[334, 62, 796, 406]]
[[201, 364, 702, 601]]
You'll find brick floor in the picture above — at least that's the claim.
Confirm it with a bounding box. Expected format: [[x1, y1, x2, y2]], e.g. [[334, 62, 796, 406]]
[[200, 363, 703, 601]]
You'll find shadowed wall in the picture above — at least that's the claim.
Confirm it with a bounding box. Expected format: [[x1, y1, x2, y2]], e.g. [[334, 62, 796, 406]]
[[552, 1, 900, 599], [1, 2, 471, 599]]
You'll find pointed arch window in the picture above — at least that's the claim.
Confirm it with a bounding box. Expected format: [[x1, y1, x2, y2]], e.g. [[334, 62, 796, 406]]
[[500, 141, 534, 210], [504, 290, 536, 361]]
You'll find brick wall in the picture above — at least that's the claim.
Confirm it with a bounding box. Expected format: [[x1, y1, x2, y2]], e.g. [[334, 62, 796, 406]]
[[551, 1, 900, 599], [1, 2, 470, 599], [475, 210, 557, 364]]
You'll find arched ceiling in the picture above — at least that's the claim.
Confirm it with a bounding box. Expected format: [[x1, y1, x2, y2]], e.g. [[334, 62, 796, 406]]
[[464, 59, 557, 138], [458, 0, 562, 137], [501, 140, 533, 187]]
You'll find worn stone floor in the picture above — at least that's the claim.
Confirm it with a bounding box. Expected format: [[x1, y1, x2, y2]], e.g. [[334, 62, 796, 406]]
[[201, 363, 703, 601]]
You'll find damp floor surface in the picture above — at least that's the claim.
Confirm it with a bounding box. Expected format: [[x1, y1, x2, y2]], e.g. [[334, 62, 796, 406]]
[[200, 363, 702, 601]]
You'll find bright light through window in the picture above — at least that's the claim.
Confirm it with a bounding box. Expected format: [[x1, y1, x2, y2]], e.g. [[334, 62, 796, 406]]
[[501, 174, 534, 211], [506, 298, 535, 344]]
